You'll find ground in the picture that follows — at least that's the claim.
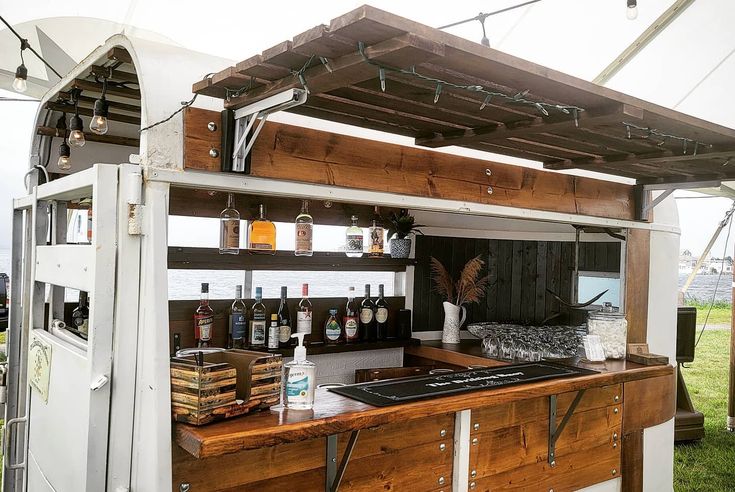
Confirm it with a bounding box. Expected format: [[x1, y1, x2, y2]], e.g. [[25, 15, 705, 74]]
[[674, 329, 735, 491]]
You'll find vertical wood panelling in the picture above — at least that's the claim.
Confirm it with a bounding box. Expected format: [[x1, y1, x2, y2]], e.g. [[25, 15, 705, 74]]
[[413, 237, 621, 330], [625, 229, 650, 344]]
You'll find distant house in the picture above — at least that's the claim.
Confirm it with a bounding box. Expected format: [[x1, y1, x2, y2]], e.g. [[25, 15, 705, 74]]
[[679, 250, 734, 274]]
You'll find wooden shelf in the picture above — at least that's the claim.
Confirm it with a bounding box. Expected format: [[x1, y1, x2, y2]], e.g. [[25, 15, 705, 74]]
[[167, 247, 416, 271], [259, 338, 419, 357]]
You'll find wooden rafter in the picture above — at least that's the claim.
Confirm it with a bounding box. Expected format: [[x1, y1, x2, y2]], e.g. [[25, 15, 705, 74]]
[[35, 126, 140, 147], [45, 101, 141, 126]]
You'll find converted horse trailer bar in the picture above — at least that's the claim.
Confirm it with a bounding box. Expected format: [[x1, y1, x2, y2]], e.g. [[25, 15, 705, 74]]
[[9, 6, 735, 491]]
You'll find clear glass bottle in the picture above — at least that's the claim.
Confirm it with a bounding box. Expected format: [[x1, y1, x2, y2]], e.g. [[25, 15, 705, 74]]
[[324, 308, 344, 344], [277, 286, 293, 348], [344, 286, 359, 343], [345, 215, 364, 258], [194, 283, 214, 347], [229, 285, 247, 349], [219, 193, 240, 255], [375, 284, 389, 340], [368, 206, 384, 257], [249, 286, 267, 349], [359, 284, 376, 342], [267, 314, 280, 352], [71, 291, 90, 336], [248, 204, 276, 254], [295, 199, 313, 256], [297, 283, 313, 343]]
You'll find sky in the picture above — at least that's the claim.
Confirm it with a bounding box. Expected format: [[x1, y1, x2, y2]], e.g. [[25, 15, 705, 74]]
[[1, 1, 735, 257]]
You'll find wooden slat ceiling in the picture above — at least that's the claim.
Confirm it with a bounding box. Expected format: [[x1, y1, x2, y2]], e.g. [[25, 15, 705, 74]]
[[193, 5, 735, 185]]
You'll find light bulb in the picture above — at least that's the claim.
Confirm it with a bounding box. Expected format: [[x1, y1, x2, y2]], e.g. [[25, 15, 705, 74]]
[[627, 0, 638, 20], [90, 97, 109, 135], [57, 142, 71, 171], [13, 64, 28, 93], [68, 114, 86, 147]]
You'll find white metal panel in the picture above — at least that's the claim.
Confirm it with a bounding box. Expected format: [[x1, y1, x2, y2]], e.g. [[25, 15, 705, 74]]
[[35, 166, 95, 201], [453, 409, 471, 492], [287, 349, 404, 386], [643, 420, 675, 492], [26, 452, 56, 492], [576, 477, 622, 492], [34, 245, 94, 292]]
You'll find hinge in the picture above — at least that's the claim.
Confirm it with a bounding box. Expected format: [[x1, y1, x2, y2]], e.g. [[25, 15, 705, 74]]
[[127, 171, 144, 235]]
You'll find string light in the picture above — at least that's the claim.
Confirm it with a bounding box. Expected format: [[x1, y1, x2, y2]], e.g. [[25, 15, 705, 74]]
[[357, 42, 584, 118], [12, 39, 29, 93], [622, 122, 711, 155], [67, 89, 85, 147], [54, 114, 71, 171], [437, 0, 542, 46], [626, 0, 639, 20], [90, 76, 109, 135]]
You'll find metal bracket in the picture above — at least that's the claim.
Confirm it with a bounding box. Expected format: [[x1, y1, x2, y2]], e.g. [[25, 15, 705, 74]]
[[548, 389, 586, 466], [231, 88, 308, 172], [325, 430, 360, 492], [635, 180, 721, 220]]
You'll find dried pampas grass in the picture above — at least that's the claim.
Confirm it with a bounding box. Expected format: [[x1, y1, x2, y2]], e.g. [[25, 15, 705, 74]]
[[431, 255, 489, 306]]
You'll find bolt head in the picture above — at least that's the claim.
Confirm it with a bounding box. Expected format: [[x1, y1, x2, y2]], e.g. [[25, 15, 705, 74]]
[[440, 429, 447, 437], [612, 469, 617, 476], [207, 121, 217, 131], [209, 148, 220, 158], [439, 443, 446, 451], [485, 168, 492, 176], [471, 470, 477, 478], [470, 481, 476, 489], [614, 395, 620, 402], [473, 423, 480, 431], [614, 407, 619, 414], [550, 460, 556, 467], [487, 186, 494, 195], [438, 476, 446, 485]]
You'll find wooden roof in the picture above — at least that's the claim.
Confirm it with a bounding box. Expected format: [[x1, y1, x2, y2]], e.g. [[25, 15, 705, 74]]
[[193, 5, 735, 185]]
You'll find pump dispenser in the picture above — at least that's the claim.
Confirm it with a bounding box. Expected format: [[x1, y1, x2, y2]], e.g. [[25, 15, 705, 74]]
[[284, 333, 316, 410]]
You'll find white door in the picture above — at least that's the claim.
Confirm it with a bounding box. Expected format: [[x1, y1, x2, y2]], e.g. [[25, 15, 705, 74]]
[[6, 165, 121, 491]]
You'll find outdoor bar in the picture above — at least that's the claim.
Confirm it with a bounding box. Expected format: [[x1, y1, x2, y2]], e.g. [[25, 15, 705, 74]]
[[8, 5, 735, 492]]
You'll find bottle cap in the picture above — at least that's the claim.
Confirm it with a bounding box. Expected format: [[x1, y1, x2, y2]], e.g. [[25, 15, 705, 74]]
[[201, 283, 209, 293], [291, 332, 307, 361], [281, 286, 287, 296], [329, 308, 337, 315], [302, 283, 309, 296], [271, 313, 278, 321], [236, 285, 242, 297], [255, 286, 262, 298]]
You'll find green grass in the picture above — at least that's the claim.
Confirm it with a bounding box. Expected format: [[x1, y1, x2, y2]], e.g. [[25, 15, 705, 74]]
[[674, 329, 735, 491], [684, 299, 732, 326]]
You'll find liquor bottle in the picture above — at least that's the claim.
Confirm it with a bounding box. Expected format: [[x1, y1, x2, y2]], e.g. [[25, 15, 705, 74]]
[[368, 206, 384, 258], [277, 286, 293, 348], [219, 192, 240, 255], [248, 204, 276, 254], [375, 284, 389, 340], [229, 285, 247, 349], [267, 314, 280, 351], [249, 287, 267, 349], [295, 199, 313, 256], [297, 283, 313, 342], [345, 215, 364, 258], [359, 284, 376, 342], [194, 283, 214, 348], [71, 291, 90, 336], [324, 308, 344, 344], [344, 286, 360, 343]]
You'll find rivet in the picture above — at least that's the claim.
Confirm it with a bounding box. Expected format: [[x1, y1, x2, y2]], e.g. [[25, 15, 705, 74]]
[[438, 476, 446, 486], [209, 148, 220, 158], [207, 122, 217, 131], [550, 460, 556, 468], [332, 458, 336, 463], [613, 432, 618, 440], [485, 168, 492, 176], [614, 407, 619, 414], [612, 469, 617, 476], [440, 429, 447, 437], [472, 437, 479, 446], [613, 442, 618, 448], [439, 443, 446, 451], [471, 470, 477, 478], [470, 482, 476, 489], [473, 423, 480, 431], [614, 395, 620, 402], [180, 484, 190, 492], [487, 186, 493, 195]]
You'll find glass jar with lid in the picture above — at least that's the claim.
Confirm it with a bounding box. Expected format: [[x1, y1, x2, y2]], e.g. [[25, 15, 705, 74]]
[[587, 302, 627, 359]]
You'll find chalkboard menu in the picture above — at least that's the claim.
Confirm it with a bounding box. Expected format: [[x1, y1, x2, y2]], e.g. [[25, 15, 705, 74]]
[[329, 362, 597, 407]]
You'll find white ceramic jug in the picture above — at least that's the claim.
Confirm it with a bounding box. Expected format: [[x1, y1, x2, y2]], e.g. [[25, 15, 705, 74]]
[[442, 301, 466, 343]]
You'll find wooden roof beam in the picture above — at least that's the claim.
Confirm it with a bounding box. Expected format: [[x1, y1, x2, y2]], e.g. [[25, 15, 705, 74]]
[[71, 79, 141, 100], [36, 126, 140, 147], [46, 101, 141, 126], [223, 33, 446, 110], [58, 91, 141, 114], [544, 149, 735, 171]]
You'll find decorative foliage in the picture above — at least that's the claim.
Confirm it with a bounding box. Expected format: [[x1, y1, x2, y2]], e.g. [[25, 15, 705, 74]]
[[431, 255, 489, 306], [387, 208, 424, 240]]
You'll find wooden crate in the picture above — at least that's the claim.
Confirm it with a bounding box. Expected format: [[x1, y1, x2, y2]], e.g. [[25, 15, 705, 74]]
[[171, 349, 283, 425]]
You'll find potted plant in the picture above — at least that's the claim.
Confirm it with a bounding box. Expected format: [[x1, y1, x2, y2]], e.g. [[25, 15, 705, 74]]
[[386, 209, 424, 259], [431, 255, 489, 343]]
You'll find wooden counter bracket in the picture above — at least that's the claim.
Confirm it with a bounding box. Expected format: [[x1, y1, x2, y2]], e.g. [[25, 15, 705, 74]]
[[548, 389, 586, 467], [326, 430, 361, 492]]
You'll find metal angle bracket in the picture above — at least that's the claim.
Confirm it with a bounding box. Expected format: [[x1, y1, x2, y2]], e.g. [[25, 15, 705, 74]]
[[325, 430, 361, 492], [635, 180, 721, 220], [548, 389, 586, 466], [231, 88, 308, 172]]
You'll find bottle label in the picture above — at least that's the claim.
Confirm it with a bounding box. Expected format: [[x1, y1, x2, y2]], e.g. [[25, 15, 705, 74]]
[[279, 322, 292, 343], [369, 226, 384, 253], [268, 324, 280, 349], [223, 220, 240, 249], [297, 311, 312, 334], [195, 314, 214, 341], [250, 320, 266, 345], [230, 314, 247, 340], [376, 307, 389, 324], [295, 223, 312, 252], [325, 318, 341, 341], [360, 308, 373, 324], [346, 234, 363, 252], [250, 242, 274, 251], [286, 372, 311, 401], [344, 317, 358, 338]]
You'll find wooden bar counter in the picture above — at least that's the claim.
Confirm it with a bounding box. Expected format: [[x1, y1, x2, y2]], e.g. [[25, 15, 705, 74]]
[[172, 343, 675, 492]]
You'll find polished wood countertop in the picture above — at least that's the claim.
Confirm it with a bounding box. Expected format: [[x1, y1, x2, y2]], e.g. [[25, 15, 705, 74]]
[[174, 343, 673, 459]]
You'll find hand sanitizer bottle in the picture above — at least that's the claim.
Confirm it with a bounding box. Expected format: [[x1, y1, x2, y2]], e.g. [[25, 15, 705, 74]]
[[284, 332, 316, 410]]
